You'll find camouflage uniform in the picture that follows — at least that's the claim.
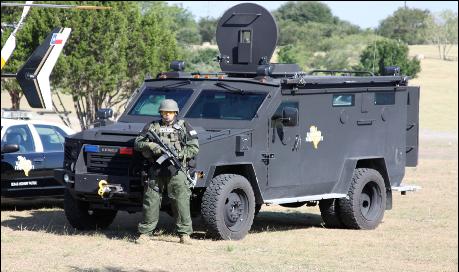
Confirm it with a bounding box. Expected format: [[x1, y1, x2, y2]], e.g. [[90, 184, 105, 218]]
[[134, 119, 199, 236]]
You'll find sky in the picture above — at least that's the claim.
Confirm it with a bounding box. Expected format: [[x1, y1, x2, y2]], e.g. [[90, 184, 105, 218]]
[[166, 1, 458, 29]]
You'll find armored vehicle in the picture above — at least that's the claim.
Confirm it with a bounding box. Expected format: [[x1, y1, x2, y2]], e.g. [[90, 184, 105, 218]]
[[56, 3, 419, 240]]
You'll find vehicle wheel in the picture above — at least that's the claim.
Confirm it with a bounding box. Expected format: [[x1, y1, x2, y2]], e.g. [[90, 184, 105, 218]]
[[338, 168, 386, 229], [64, 190, 117, 230], [201, 174, 255, 240], [319, 199, 344, 228]]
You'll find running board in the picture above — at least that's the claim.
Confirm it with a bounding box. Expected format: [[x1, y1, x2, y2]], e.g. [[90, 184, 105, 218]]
[[264, 193, 347, 205], [391, 184, 421, 195]]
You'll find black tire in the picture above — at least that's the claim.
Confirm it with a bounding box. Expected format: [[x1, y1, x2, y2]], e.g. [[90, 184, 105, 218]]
[[201, 174, 255, 240], [64, 190, 117, 230], [338, 168, 386, 230], [319, 199, 344, 228]]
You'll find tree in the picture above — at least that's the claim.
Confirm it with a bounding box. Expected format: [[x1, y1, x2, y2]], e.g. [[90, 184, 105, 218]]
[[166, 3, 201, 45], [278, 33, 383, 71], [1, 6, 30, 109], [198, 17, 218, 44], [140, 2, 201, 45], [8, 1, 179, 130], [274, 2, 361, 47], [359, 39, 421, 77], [274, 1, 334, 25], [182, 48, 220, 73], [425, 10, 458, 60], [377, 7, 430, 45]]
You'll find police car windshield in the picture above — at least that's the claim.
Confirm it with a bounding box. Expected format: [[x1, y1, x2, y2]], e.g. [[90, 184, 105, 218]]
[[186, 90, 266, 120], [128, 88, 192, 117]]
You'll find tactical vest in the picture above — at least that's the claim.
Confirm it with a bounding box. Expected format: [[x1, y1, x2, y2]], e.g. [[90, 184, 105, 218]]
[[150, 120, 186, 152]]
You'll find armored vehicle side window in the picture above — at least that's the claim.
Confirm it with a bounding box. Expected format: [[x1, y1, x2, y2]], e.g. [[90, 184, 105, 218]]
[[374, 92, 395, 105], [129, 88, 193, 117], [271, 102, 299, 127], [332, 94, 354, 107], [186, 90, 266, 120]]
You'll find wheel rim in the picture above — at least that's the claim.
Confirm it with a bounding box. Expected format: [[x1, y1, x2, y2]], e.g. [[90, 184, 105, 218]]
[[224, 188, 249, 232], [360, 181, 382, 221]]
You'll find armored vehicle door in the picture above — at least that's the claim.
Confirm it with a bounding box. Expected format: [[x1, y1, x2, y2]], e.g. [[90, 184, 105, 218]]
[[406, 86, 419, 166], [266, 101, 301, 190]]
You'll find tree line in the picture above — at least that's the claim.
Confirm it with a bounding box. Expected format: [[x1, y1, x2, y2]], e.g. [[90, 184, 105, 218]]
[[274, 2, 457, 77], [1, 1, 457, 130]]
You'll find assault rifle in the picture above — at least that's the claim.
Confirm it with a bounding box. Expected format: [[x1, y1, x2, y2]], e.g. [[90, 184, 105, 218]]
[[144, 130, 197, 187]]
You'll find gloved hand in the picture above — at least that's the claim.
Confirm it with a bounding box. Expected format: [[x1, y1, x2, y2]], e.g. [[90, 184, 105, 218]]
[[142, 142, 161, 155], [148, 142, 163, 155]]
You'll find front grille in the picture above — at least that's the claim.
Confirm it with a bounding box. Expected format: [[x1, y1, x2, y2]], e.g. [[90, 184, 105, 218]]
[[86, 153, 132, 176]]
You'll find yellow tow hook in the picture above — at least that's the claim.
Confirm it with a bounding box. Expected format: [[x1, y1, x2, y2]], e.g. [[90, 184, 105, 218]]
[[98, 180, 109, 198]]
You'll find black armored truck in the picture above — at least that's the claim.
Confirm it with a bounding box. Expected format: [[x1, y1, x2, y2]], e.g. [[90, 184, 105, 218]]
[[56, 3, 420, 240]]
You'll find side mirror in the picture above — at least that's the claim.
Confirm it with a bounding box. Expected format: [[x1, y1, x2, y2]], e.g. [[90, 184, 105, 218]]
[[96, 108, 113, 120], [282, 107, 298, 127], [1, 144, 20, 154]]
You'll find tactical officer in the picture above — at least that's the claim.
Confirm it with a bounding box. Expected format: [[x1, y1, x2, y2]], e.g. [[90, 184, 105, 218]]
[[134, 99, 199, 244]]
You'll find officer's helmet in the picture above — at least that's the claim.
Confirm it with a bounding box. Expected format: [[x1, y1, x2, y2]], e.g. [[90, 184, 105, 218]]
[[159, 99, 179, 113]]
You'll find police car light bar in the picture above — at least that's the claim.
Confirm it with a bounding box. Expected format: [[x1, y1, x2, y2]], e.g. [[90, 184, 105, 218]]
[[1, 109, 34, 120]]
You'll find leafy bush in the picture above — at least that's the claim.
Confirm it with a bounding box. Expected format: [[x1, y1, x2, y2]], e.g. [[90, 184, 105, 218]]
[[359, 39, 421, 77]]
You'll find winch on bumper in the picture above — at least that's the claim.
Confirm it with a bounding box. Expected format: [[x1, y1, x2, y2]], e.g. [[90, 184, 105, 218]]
[[55, 169, 143, 203]]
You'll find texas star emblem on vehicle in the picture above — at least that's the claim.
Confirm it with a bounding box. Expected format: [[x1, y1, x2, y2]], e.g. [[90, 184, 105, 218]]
[[306, 125, 323, 149], [14, 156, 34, 176]]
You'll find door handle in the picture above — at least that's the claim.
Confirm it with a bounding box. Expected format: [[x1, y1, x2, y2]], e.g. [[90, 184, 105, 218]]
[[292, 135, 301, 151], [357, 119, 374, 126], [33, 158, 44, 162]]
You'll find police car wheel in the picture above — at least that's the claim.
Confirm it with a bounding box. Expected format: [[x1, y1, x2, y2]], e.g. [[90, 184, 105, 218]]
[[64, 189, 117, 230], [201, 174, 255, 240], [338, 168, 386, 230], [319, 199, 345, 228]]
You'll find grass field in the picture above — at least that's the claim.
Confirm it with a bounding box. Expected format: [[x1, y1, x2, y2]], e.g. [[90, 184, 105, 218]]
[[1, 138, 457, 272], [1, 45, 458, 271], [410, 45, 458, 133]]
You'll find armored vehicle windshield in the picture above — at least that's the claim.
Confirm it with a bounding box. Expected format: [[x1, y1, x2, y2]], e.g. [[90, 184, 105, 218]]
[[128, 87, 193, 117], [185, 89, 267, 120]]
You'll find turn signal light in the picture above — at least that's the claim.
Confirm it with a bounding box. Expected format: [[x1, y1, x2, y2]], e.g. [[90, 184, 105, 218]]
[[119, 147, 133, 155]]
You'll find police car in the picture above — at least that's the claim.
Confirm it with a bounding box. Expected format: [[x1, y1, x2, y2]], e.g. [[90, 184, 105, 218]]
[[1, 110, 75, 199]]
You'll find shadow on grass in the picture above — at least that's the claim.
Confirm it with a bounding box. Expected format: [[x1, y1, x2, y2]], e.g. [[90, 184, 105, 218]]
[[251, 210, 323, 233], [1, 205, 324, 241], [1, 198, 64, 211], [68, 266, 169, 272]]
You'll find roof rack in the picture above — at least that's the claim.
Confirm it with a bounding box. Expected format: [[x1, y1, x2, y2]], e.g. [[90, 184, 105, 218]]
[[307, 70, 374, 76]]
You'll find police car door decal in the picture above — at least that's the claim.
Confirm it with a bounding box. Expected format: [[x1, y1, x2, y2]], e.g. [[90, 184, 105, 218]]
[[14, 155, 35, 176]]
